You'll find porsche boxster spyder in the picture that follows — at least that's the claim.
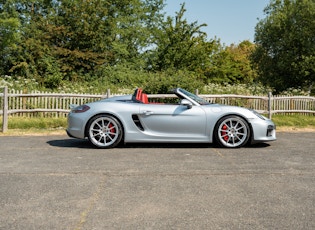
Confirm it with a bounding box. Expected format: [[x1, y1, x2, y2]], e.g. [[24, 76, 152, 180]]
[[66, 88, 276, 148]]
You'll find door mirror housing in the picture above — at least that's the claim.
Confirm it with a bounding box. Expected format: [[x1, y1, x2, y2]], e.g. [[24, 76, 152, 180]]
[[180, 99, 193, 109]]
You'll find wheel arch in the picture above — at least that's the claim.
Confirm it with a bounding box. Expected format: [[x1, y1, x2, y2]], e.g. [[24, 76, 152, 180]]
[[84, 113, 125, 140], [212, 113, 254, 145]]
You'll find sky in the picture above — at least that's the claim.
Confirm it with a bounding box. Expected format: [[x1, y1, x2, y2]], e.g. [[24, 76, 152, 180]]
[[163, 0, 271, 45]]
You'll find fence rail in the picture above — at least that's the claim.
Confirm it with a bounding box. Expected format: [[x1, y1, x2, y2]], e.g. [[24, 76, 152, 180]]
[[1, 86, 315, 132]]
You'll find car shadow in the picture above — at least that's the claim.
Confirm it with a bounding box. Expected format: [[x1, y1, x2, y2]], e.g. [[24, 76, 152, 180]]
[[47, 138, 94, 148], [47, 137, 271, 149], [245, 143, 271, 148]]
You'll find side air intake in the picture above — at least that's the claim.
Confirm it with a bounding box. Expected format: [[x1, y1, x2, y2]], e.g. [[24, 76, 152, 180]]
[[132, 114, 144, 131]]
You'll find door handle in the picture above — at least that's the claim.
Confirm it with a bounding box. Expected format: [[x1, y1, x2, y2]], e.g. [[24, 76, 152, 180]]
[[142, 110, 153, 115]]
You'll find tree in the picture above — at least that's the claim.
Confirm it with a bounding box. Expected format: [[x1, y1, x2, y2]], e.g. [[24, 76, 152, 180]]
[[1, 0, 62, 83], [0, 0, 21, 75], [205, 40, 257, 84], [2, 0, 165, 85], [251, 0, 315, 93], [147, 3, 216, 73]]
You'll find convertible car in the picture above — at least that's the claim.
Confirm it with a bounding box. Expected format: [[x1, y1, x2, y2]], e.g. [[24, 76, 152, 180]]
[[66, 88, 276, 148]]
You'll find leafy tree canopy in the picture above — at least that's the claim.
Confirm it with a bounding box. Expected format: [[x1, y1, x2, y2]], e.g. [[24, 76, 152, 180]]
[[206, 40, 257, 84], [148, 4, 216, 72], [0, 0, 266, 92], [251, 0, 315, 93]]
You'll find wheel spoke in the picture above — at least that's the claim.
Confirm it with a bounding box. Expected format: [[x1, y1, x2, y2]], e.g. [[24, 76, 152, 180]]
[[108, 126, 116, 132], [109, 131, 117, 136], [229, 119, 233, 128], [94, 122, 102, 129], [233, 121, 240, 129], [93, 132, 101, 137], [235, 135, 243, 142], [106, 134, 114, 141], [88, 116, 122, 148], [216, 116, 249, 148], [237, 132, 245, 136], [91, 128, 101, 132], [231, 136, 236, 145]]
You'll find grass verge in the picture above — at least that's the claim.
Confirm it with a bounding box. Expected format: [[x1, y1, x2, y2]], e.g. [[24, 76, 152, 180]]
[[271, 114, 315, 127], [0, 117, 67, 136]]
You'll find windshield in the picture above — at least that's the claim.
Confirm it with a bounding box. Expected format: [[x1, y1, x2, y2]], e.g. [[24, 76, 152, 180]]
[[178, 88, 210, 105]]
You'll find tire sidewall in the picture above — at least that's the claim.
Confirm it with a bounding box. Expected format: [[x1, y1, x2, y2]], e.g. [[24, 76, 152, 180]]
[[214, 115, 250, 148], [87, 115, 123, 148]]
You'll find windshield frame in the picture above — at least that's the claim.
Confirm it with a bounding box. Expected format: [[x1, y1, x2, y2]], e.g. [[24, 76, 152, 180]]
[[177, 88, 210, 105]]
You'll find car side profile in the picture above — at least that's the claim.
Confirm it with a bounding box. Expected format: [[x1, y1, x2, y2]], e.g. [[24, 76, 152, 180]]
[[66, 88, 276, 148]]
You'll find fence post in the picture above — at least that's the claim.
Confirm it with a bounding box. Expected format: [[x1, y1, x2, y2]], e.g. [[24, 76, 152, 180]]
[[268, 91, 272, 119], [106, 89, 111, 98], [2, 86, 8, 132]]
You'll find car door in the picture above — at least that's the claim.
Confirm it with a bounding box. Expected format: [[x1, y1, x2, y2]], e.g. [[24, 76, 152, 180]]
[[137, 103, 207, 139]]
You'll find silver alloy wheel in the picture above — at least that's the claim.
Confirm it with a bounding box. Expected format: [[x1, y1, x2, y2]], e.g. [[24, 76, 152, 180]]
[[215, 115, 250, 148], [88, 115, 122, 148]]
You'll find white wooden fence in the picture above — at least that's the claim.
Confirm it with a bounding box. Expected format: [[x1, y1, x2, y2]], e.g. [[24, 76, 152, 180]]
[[1, 86, 315, 132]]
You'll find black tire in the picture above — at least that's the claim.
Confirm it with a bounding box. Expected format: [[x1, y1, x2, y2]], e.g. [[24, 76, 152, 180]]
[[214, 115, 250, 148], [87, 115, 122, 148]]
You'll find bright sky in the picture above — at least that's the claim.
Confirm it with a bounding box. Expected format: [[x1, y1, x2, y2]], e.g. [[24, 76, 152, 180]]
[[164, 0, 270, 45]]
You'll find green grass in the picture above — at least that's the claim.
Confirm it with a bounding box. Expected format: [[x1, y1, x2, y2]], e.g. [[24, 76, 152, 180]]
[[272, 114, 315, 128], [1, 117, 67, 130], [0, 114, 314, 134]]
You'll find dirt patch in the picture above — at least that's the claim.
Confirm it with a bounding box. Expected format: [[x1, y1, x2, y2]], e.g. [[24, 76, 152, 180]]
[[276, 126, 315, 132], [0, 129, 66, 136]]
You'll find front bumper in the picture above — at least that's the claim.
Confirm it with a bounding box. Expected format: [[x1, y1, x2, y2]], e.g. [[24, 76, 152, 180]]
[[250, 119, 276, 143]]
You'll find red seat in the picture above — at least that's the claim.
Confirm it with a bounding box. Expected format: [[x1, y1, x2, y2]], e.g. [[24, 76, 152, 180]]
[[135, 88, 148, 104], [141, 93, 148, 104], [136, 88, 143, 102]]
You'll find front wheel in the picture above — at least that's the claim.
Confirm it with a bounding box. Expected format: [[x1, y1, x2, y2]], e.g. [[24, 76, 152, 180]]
[[87, 115, 122, 148], [214, 115, 250, 148]]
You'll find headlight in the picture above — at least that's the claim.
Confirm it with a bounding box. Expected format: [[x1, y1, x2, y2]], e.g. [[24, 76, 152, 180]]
[[71, 105, 90, 113], [250, 109, 267, 120]]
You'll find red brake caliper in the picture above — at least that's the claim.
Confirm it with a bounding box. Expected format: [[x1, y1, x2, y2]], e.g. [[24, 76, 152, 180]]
[[221, 125, 229, 142], [109, 123, 115, 137]]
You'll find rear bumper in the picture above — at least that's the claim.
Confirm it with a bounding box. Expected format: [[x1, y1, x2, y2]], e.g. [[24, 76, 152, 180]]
[[66, 129, 76, 138], [66, 113, 87, 139]]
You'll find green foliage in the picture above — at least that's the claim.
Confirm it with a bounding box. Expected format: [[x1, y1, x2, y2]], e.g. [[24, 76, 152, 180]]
[[202, 83, 273, 95], [252, 0, 315, 93], [2, 74, 311, 96], [142, 69, 204, 93], [5, 0, 313, 95], [1, 0, 165, 85], [0, 0, 21, 74], [205, 41, 258, 84], [148, 3, 216, 74], [90, 65, 204, 94]]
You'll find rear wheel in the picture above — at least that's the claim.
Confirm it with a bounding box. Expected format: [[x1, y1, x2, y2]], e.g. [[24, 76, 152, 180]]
[[87, 115, 122, 148], [214, 115, 250, 148]]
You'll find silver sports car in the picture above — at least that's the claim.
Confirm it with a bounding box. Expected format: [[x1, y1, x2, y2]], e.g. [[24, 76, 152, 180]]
[[67, 88, 276, 148]]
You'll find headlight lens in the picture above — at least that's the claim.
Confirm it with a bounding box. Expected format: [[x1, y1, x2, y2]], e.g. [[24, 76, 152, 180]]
[[71, 105, 90, 113], [250, 109, 267, 120]]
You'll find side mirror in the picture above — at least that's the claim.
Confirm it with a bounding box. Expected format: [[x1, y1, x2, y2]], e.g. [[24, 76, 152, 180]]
[[180, 99, 193, 109]]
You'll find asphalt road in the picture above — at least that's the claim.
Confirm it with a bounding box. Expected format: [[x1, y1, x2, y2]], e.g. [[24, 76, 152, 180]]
[[0, 132, 314, 230]]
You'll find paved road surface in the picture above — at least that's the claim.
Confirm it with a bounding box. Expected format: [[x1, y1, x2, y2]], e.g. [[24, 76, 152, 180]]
[[0, 132, 314, 229]]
